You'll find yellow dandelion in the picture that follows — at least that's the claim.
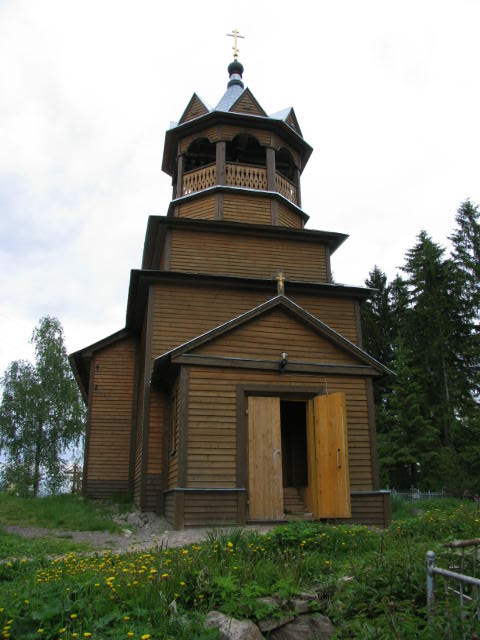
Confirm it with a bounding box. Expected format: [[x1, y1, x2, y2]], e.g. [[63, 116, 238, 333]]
[[227, 541, 233, 548], [24, 600, 29, 605], [124, 616, 130, 621], [161, 573, 169, 579], [70, 613, 78, 620], [84, 634, 92, 638], [37, 630, 44, 634], [141, 635, 151, 640], [127, 633, 134, 638], [180, 581, 185, 586]]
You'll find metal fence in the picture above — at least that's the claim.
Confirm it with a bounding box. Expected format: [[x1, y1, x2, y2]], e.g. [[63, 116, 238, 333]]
[[391, 487, 448, 501], [426, 539, 480, 636]]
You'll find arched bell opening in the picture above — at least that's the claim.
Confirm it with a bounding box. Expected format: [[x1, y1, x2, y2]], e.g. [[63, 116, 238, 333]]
[[181, 138, 217, 196], [275, 147, 299, 204], [184, 138, 216, 172], [225, 134, 267, 191], [275, 147, 296, 182], [226, 134, 266, 167]]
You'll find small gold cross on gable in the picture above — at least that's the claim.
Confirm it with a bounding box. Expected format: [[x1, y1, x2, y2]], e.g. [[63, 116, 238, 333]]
[[227, 28, 245, 59], [276, 271, 285, 295]]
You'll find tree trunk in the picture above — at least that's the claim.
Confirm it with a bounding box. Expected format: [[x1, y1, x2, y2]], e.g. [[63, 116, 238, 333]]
[[441, 350, 451, 445], [32, 423, 43, 497]]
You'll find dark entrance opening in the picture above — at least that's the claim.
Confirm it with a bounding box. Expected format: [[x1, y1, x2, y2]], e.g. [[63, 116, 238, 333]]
[[280, 400, 308, 515]]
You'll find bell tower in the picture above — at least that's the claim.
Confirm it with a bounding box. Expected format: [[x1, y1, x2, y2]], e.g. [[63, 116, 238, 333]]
[[160, 57, 312, 230]]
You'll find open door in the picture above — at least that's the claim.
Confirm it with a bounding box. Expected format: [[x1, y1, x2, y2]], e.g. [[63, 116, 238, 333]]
[[305, 393, 351, 518], [248, 396, 284, 520]]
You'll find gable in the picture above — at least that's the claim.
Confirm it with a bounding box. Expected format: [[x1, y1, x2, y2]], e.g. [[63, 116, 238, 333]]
[[230, 88, 267, 116], [285, 108, 302, 137], [178, 93, 209, 124], [191, 308, 361, 366]]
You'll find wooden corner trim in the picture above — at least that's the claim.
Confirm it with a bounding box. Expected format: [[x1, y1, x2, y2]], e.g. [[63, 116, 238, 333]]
[[177, 367, 190, 487], [82, 358, 95, 493], [366, 378, 380, 490], [128, 338, 142, 495], [140, 286, 155, 508]]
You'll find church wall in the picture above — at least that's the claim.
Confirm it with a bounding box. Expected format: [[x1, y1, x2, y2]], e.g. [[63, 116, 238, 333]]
[[168, 228, 327, 282], [84, 337, 137, 497], [192, 308, 360, 364], [289, 293, 360, 345], [133, 311, 147, 506], [222, 193, 271, 225], [150, 282, 361, 359], [143, 388, 165, 511], [176, 195, 216, 220], [185, 367, 374, 491], [167, 379, 180, 489], [150, 283, 267, 358], [277, 203, 302, 228]]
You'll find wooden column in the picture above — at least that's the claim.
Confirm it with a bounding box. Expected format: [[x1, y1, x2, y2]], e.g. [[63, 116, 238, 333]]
[[295, 168, 302, 209], [176, 155, 184, 199], [267, 148, 278, 224], [215, 141, 226, 220], [266, 147, 276, 191], [216, 141, 226, 185]]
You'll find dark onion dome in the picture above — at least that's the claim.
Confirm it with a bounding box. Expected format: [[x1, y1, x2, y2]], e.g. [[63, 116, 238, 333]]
[[227, 59, 244, 89]]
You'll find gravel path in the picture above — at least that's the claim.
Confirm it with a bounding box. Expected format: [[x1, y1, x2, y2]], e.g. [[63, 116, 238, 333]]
[[4, 517, 276, 554]]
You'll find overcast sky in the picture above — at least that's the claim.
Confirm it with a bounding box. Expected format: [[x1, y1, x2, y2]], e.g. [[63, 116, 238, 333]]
[[1, 0, 479, 375]]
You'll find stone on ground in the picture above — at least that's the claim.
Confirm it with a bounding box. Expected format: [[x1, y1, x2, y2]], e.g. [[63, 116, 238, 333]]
[[205, 611, 264, 640], [268, 613, 334, 639]]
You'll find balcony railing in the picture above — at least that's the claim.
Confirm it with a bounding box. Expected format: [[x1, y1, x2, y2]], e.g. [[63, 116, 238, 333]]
[[182, 163, 216, 196], [225, 163, 267, 191], [181, 162, 298, 205], [275, 173, 297, 204]]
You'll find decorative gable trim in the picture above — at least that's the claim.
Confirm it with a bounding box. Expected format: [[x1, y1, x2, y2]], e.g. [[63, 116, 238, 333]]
[[229, 88, 267, 116], [178, 93, 210, 124]]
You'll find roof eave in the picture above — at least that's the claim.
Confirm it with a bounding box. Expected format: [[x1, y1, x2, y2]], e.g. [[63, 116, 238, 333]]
[[162, 110, 313, 176]]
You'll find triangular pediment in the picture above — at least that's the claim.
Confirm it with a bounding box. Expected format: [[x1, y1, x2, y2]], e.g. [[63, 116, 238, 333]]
[[229, 88, 267, 116], [152, 296, 391, 381], [178, 93, 210, 124], [285, 108, 302, 137], [192, 307, 360, 365], [269, 107, 303, 137]]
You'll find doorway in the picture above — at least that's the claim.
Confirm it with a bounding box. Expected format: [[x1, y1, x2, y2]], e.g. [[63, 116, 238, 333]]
[[246, 393, 351, 521], [281, 401, 308, 516]]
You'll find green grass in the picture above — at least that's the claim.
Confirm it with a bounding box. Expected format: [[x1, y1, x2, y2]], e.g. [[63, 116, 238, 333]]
[[0, 526, 91, 560], [0, 498, 478, 639], [0, 493, 126, 533]]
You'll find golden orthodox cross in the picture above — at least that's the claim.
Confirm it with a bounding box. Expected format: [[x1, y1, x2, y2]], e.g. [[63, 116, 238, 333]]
[[227, 28, 245, 59], [276, 271, 285, 295]]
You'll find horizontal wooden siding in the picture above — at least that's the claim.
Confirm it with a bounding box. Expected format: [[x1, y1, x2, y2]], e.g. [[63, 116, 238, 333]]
[[85, 337, 136, 495], [186, 368, 373, 491], [169, 229, 327, 282]]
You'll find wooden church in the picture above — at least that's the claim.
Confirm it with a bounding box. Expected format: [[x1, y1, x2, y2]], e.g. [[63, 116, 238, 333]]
[[70, 51, 391, 529]]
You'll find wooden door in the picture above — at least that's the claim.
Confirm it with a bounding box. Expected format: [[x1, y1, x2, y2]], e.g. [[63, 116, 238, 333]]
[[305, 393, 351, 518], [248, 396, 284, 520]]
